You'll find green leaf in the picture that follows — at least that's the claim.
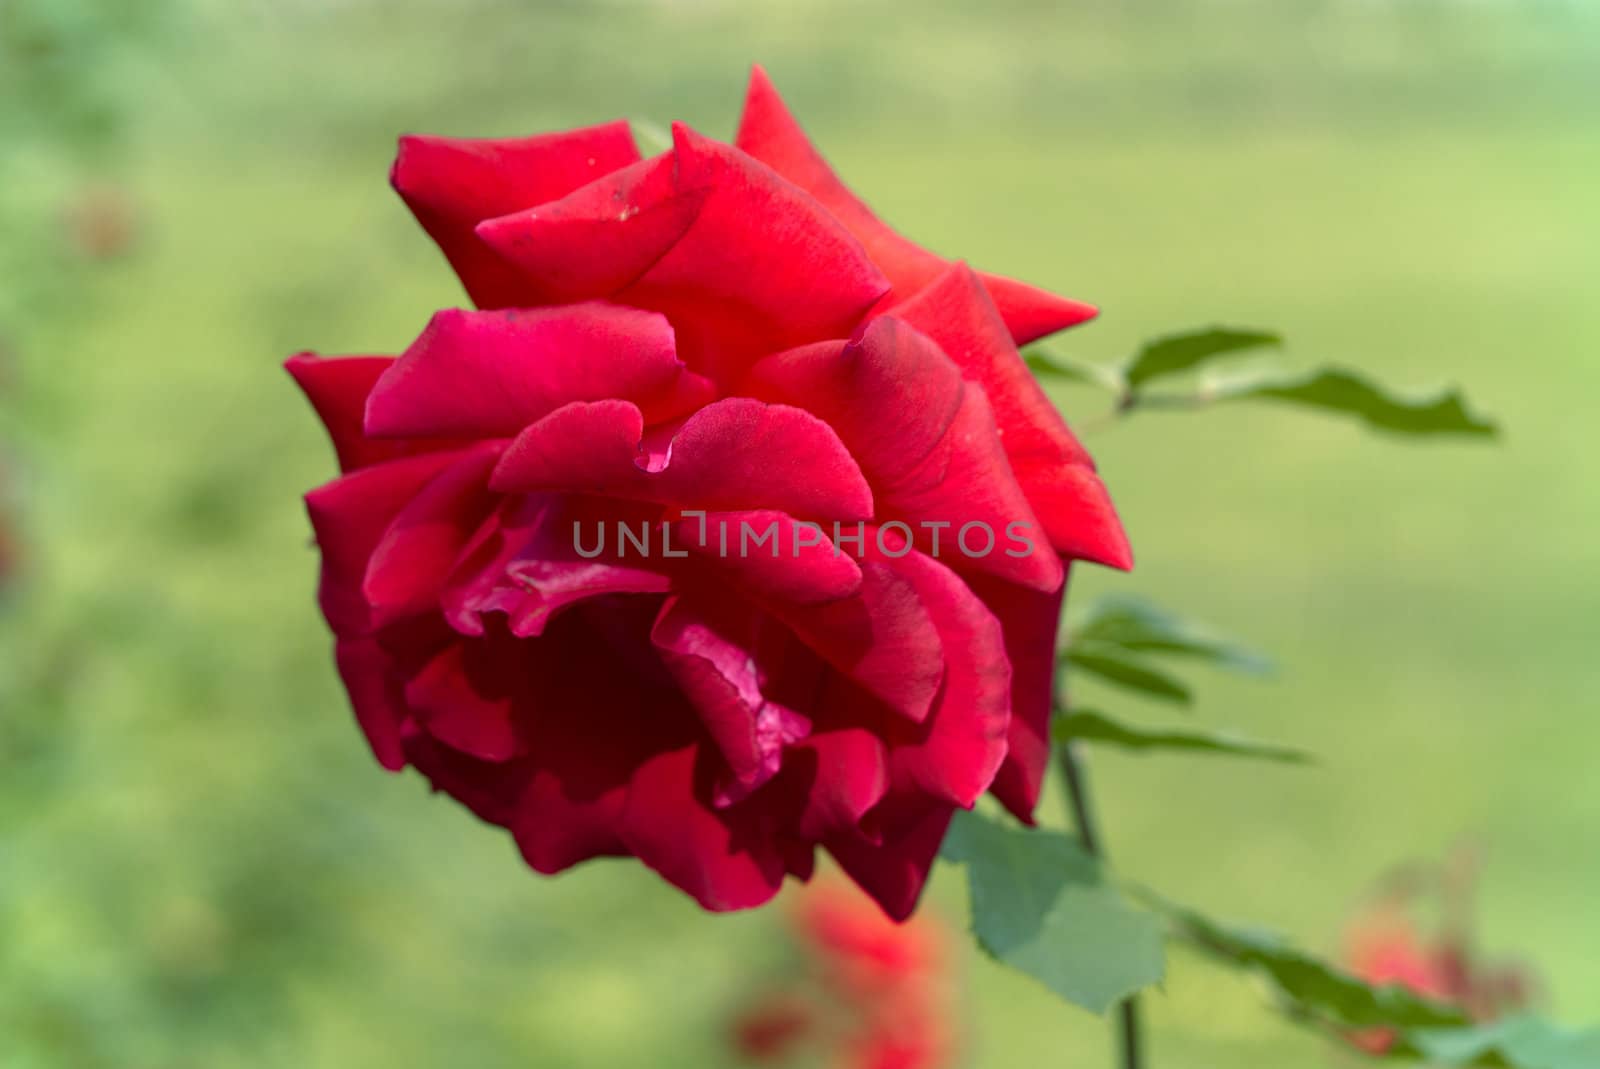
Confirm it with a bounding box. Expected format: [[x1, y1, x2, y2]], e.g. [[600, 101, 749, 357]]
[[1408, 1017, 1600, 1068], [941, 809, 1164, 1014], [1053, 710, 1311, 765], [1160, 900, 1468, 1031], [1064, 644, 1193, 705], [1024, 349, 1123, 391], [1124, 327, 1281, 389], [1157, 898, 1600, 1066], [1215, 366, 1498, 437], [1062, 596, 1272, 705], [1071, 595, 1273, 676]]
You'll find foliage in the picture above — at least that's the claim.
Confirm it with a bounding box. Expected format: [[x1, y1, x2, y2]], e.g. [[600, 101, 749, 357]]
[[948, 317, 1597, 1069], [941, 811, 1164, 1015], [1164, 902, 1600, 1068], [1053, 710, 1310, 765], [1030, 326, 1499, 438]]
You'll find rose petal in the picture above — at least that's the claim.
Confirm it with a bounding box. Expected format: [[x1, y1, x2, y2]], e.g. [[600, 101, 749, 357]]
[[288, 353, 472, 473], [891, 264, 1132, 570], [964, 571, 1066, 824], [391, 121, 641, 308], [365, 303, 711, 439], [707, 619, 892, 841], [775, 561, 944, 725], [333, 636, 409, 770], [475, 153, 708, 305], [671, 509, 864, 606], [613, 123, 889, 384], [734, 66, 1095, 345], [288, 354, 389, 471], [304, 450, 468, 636], [846, 545, 1011, 809], [748, 317, 1064, 592], [770, 723, 890, 843], [619, 743, 790, 911], [491, 397, 874, 522], [479, 125, 891, 386], [404, 637, 531, 762], [442, 496, 675, 639], [509, 602, 696, 871], [826, 798, 955, 922], [401, 727, 533, 826], [651, 596, 810, 805], [362, 444, 503, 628]]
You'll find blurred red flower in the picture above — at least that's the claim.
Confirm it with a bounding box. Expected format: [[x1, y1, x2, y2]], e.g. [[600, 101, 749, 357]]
[[1344, 851, 1533, 1054], [62, 184, 140, 261], [731, 881, 959, 1068]]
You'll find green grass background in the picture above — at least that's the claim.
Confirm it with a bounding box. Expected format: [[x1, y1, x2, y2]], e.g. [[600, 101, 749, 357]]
[[2, 1, 1598, 1066]]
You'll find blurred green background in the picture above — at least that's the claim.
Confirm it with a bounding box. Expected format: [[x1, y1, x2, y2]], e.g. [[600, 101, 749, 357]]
[[2, 0, 1598, 1066]]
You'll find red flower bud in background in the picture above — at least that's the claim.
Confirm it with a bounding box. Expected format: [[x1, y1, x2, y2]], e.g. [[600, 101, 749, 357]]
[[1344, 849, 1535, 1054], [61, 184, 140, 262], [731, 881, 960, 1069], [290, 68, 1128, 917]]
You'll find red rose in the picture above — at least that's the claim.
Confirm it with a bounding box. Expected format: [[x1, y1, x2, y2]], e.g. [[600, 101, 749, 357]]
[[289, 67, 1130, 917]]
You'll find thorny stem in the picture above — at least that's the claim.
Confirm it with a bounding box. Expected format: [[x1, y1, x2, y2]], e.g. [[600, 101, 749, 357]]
[[1058, 738, 1146, 1069]]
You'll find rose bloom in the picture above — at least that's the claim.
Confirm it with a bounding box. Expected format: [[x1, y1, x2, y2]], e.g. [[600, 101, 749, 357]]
[[289, 68, 1129, 917]]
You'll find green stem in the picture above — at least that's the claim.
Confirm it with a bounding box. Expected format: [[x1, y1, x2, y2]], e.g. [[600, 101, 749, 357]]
[[1058, 740, 1146, 1069]]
